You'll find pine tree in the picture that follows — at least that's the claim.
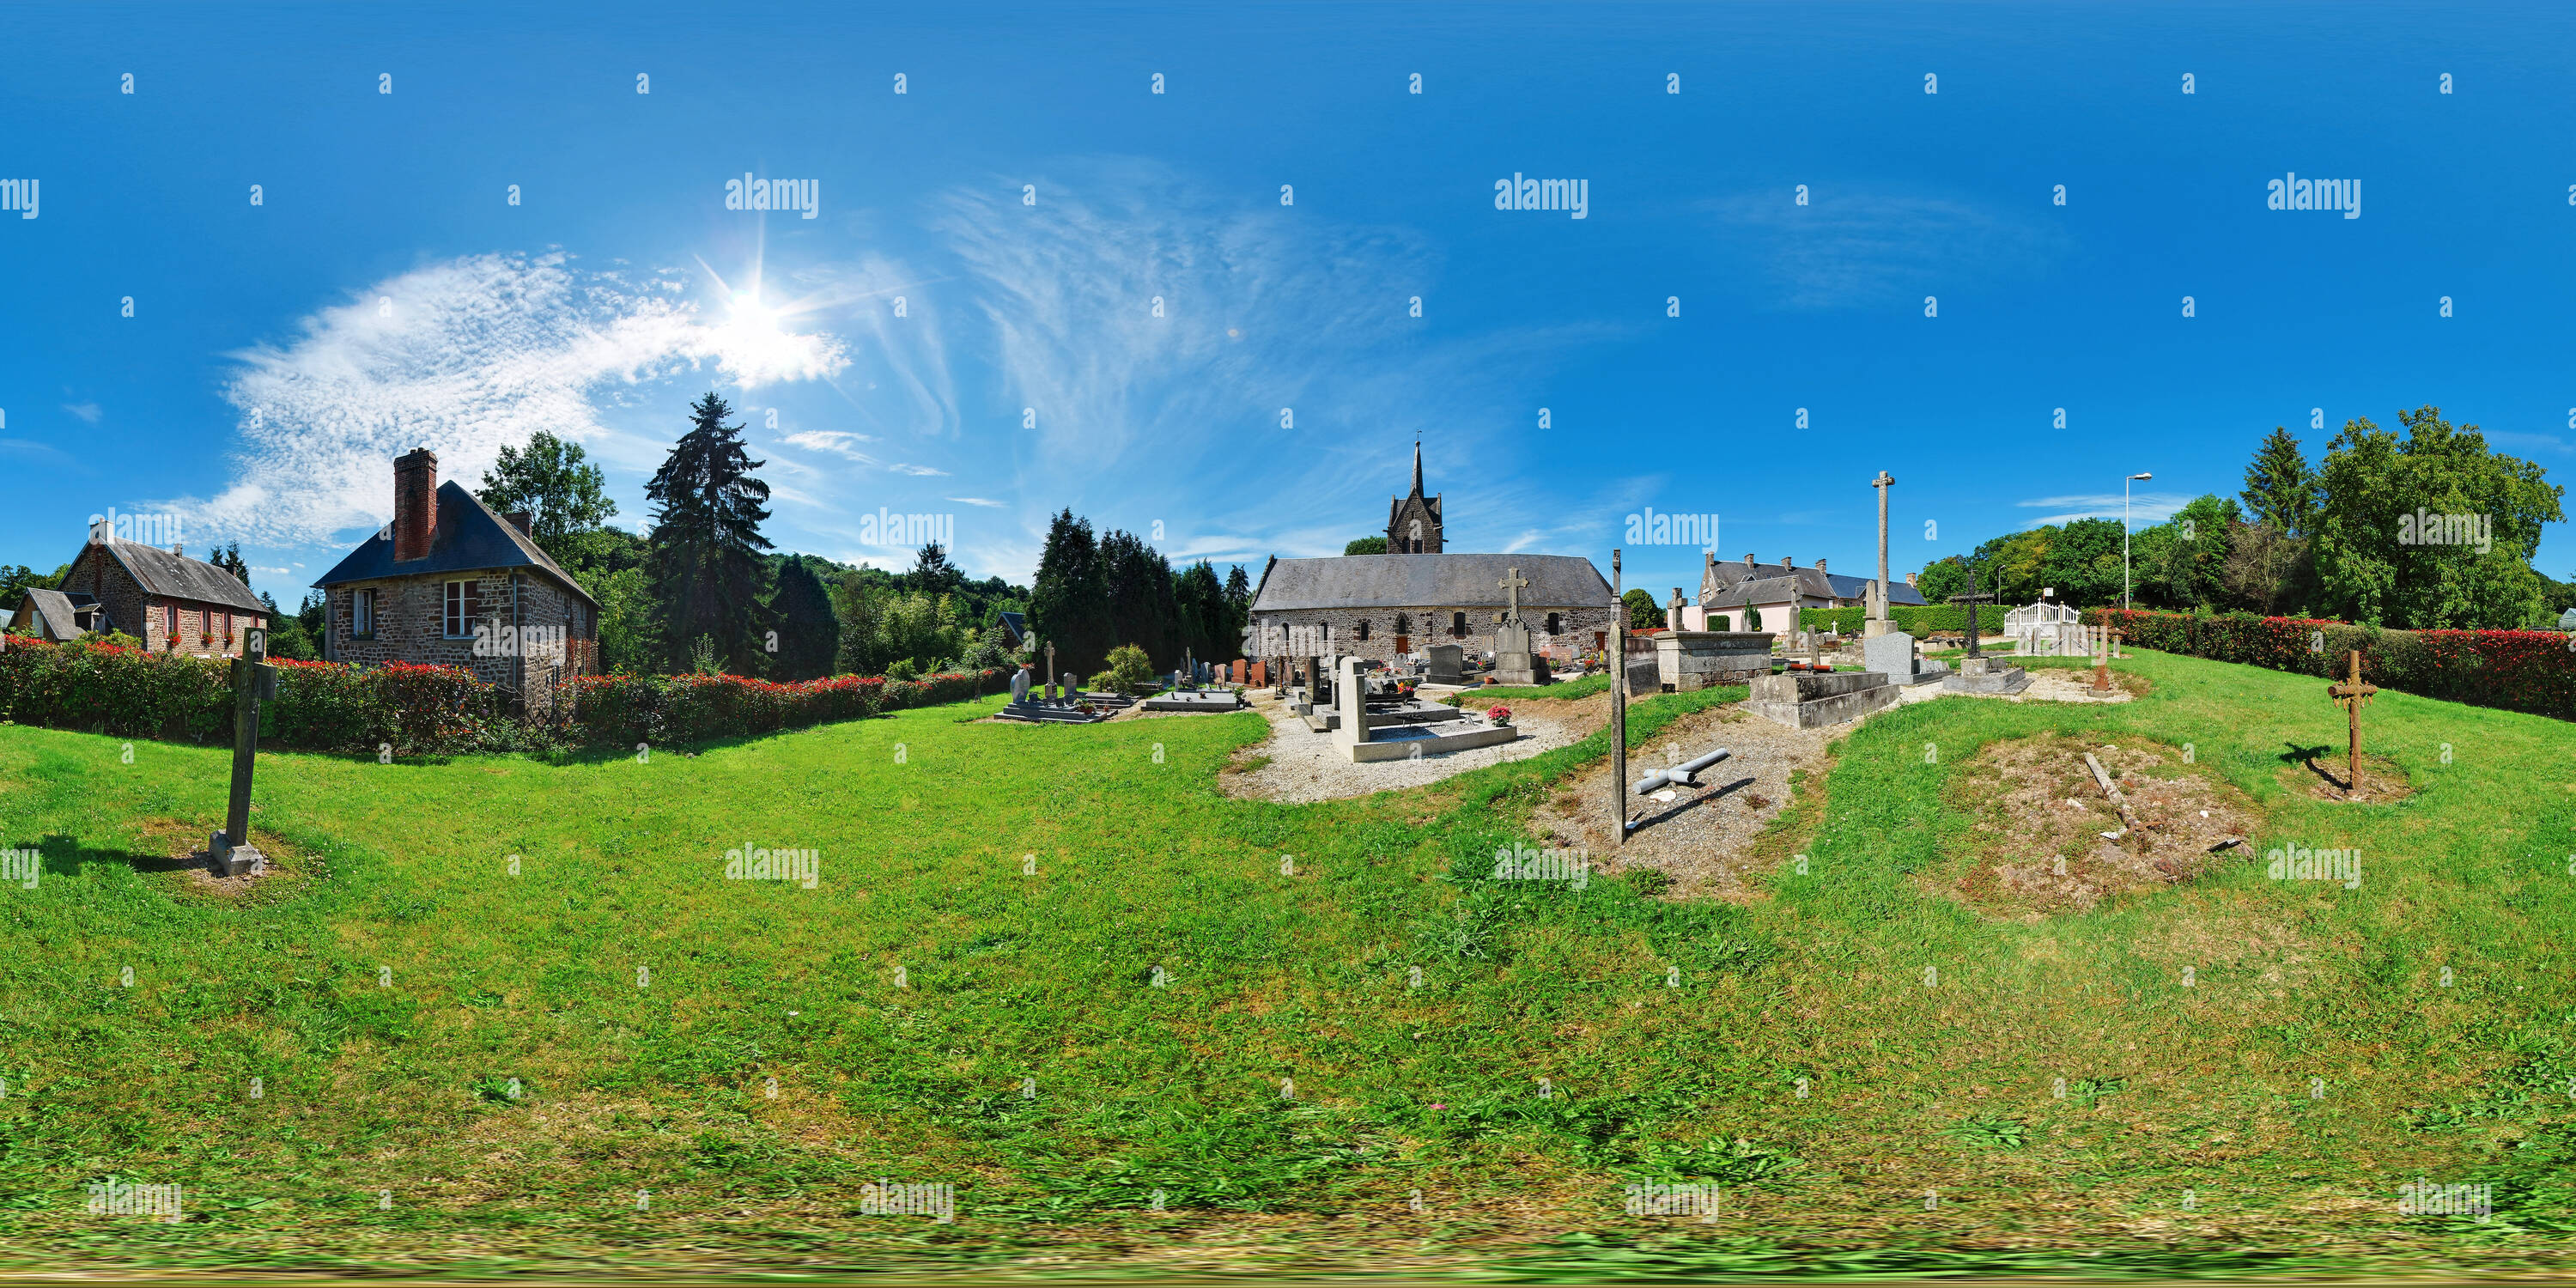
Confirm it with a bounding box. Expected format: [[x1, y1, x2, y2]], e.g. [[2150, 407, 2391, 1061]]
[[1027, 509, 1111, 675], [910, 542, 962, 598], [208, 541, 252, 587], [2241, 428, 2320, 537], [770, 556, 840, 679], [645, 392, 775, 673]]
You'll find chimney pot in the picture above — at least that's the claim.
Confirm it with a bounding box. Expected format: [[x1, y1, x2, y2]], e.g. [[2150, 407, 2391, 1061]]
[[393, 448, 440, 562], [171, 544, 183, 557]]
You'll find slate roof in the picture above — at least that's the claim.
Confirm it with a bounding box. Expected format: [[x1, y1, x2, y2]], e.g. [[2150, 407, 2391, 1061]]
[[1702, 557, 1929, 608], [92, 539, 267, 614], [313, 481, 598, 606], [1702, 574, 1815, 611], [12, 587, 88, 640], [1250, 553, 1612, 612], [996, 611, 1027, 646]]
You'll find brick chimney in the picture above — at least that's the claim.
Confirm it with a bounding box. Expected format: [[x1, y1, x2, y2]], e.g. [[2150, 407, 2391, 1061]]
[[393, 447, 438, 562], [1783, 556, 1795, 568], [170, 544, 183, 558], [505, 511, 534, 538], [1905, 572, 1917, 586], [1742, 553, 1755, 568], [1815, 557, 1827, 574]]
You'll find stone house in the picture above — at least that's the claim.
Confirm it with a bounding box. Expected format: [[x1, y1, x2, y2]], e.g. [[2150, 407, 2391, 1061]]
[[1247, 552, 1616, 667], [313, 448, 600, 710], [24, 533, 270, 656], [1691, 553, 1928, 632]]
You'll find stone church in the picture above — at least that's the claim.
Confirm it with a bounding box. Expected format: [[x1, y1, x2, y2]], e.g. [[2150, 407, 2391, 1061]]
[[1248, 444, 1615, 666]]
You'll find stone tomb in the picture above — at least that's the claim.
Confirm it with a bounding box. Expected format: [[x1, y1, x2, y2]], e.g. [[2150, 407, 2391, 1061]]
[[1330, 656, 1518, 762], [1943, 653, 2030, 695], [1653, 630, 1776, 691], [1747, 669, 1899, 728], [1862, 629, 1951, 687], [1143, 688, 1246, 712]]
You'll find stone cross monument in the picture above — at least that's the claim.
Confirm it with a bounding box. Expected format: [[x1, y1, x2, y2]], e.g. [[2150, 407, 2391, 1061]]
[[1490, 567, 1544, 685], [1667, 587, 1686, 631], [1044, 641, 1057, 701], [1868, 471, 1896, 637]]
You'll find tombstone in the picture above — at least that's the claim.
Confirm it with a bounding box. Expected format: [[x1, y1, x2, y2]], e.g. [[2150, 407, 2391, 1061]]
[[1489, 567, 1548, 685], [1426, 642, 1465, 684], [1862, 629, 1948, 687], [2561, 607, 2576, 632], [1330, 655, 1371, 754], [1044, 642, 1059, 700], [1655, 631, 1775, 690], [1061, 671, 1078, 700], [1010, 665, 1031, 705]]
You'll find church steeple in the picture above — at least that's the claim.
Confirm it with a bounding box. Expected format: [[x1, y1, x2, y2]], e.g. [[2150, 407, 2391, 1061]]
[[1386, 440, 1443, 554]]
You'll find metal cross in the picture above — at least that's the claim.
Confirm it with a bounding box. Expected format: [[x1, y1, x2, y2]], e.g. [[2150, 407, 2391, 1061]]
[[2326, 650, 2379, 795]]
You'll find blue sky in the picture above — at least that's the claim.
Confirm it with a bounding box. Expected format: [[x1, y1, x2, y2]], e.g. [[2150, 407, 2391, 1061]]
[[4, 1, 2573, 610]]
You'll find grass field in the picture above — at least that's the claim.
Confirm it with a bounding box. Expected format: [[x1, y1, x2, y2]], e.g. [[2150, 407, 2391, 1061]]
[[1, 647, 2572, 1278]]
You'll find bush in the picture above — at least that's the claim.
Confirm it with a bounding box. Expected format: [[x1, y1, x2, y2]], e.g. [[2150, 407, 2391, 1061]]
[[0, 632, 1012, 752], [2086, 607, 2576, 722], [1103, 643, 1157, 694], [1798, 605, 1986, 635]]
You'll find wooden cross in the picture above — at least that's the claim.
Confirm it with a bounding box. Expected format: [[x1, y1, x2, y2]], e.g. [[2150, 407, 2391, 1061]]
[[212, 628, 278, 876], [1498, 567, 1530, 621], [2326, 650, 2379, 795]]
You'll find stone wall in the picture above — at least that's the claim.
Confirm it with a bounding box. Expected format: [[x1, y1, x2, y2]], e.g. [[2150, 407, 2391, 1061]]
[[1251, 606, 1618, 667], [327, 570, 595, 710]]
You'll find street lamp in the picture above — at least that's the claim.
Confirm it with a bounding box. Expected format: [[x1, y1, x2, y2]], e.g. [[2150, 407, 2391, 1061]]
[[2123, 471, 2154, 611]]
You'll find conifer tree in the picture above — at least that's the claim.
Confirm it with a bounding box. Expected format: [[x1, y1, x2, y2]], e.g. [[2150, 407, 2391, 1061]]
[[645, 392, 775, 673]]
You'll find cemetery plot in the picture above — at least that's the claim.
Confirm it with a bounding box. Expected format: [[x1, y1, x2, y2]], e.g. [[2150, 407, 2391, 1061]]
[[1939, 732, 2261, 920]]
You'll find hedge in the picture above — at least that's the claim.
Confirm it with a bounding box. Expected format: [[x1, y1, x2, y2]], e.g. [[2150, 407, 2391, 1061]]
[[2084, 608, 2576, 723], [1794, 605, 1983, 635], [0, 634, 1009, 753]]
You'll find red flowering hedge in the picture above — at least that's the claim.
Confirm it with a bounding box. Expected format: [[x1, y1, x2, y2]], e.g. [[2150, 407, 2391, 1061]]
[[0, 632, 1010, 752], [2085, 609, 2576, 722], [0, 633, 519, 753]]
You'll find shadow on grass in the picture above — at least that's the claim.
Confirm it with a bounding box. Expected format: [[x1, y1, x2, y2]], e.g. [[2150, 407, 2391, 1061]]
[[38, 833, 201, 875], [2280, 741, 2348, 789]]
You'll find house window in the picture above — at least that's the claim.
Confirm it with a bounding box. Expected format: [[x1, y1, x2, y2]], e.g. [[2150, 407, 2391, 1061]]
[[353, 588, 376, 638], [164, 604, 177, 647], [1357, 620, 1370, 641], [443, 580, 476, 638]]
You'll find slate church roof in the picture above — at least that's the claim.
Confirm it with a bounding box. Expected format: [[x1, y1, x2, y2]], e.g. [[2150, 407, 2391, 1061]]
[[313, 481, 597, 605], [1250, 553, 1613, 612]]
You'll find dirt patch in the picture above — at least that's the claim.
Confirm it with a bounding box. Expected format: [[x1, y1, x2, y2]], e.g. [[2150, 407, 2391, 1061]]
[[2275, 745, 2415, 803], [133, 815, 291, 899], [1940, 733, 2263, 920], [1531, 702, 1832, 899]]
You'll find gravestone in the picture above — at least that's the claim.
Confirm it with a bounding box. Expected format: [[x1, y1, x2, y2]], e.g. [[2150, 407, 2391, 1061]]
[[1862, 629, 1948, 687], [1489, 567, 1548, 685], [1061, 671, 1078, 700], [1426, 643, 1464, 684], [1654, 631, 1775, 690], [1010, 665, 1030, 705], [1044, 642, 1058, 700], [2561, 607, 2576, 632], [1331, 655, 1371, 754], [1748, 669, 1899, 728]]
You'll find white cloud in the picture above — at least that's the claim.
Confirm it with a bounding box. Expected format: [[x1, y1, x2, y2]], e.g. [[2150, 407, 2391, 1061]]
[[2016, 492, 2192, 526], [175, 251, 848, 547], [890, 463, 947, 476], [1707, 187, 2075, 310], [63, 402, 101, 423], [947, 496, 1007, 507], [781, 430, 882, 465]]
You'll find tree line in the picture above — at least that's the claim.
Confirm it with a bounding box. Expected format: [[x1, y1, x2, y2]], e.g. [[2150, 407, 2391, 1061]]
[[1914, 406, 2572, 629], [1027, 508, 1252, 679]]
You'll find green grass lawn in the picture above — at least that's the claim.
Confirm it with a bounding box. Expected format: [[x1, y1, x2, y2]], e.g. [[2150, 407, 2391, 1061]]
[[1, 647, 2572, 1277]]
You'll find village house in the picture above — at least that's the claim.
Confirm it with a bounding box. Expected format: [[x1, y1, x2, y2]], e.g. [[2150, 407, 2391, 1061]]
[[313, 448, 600, 710], [9, 532, 268, 656], [1685, 552, 1929, 633]]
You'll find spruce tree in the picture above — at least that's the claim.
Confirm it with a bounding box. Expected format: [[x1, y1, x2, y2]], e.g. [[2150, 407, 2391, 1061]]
[[1027, 509, 1111, 674], [770, 556, 841, 679], [645, 392, 775, 673], [2241, 428, 2319, 536]]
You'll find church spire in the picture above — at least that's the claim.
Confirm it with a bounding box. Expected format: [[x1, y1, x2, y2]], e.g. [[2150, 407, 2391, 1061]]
[[1412, 439, 1423, 495]]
